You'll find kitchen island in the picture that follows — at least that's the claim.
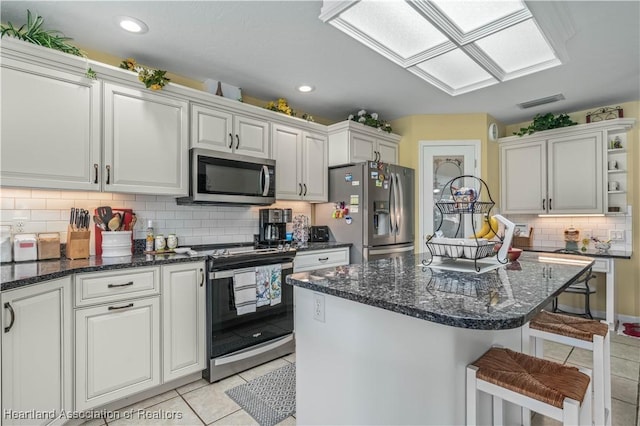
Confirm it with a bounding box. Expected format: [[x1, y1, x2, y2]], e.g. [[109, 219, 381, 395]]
[[286, 251, 594, 425]]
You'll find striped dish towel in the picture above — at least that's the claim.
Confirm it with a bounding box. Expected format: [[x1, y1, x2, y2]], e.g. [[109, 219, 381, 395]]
[[233, 270, 257, 315]]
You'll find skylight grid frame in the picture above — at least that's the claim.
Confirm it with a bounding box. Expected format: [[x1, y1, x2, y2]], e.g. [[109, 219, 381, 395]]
[[320, 0, 562, 96]]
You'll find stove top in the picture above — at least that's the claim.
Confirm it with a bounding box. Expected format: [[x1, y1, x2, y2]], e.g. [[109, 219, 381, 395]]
[[203, 246, 294, 258]]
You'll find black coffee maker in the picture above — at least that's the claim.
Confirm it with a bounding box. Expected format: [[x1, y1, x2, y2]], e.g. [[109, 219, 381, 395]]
[[258, 208, 292, 246]]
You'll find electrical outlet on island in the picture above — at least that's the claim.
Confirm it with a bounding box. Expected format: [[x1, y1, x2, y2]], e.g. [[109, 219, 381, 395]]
[[313, 293, 325, 323]]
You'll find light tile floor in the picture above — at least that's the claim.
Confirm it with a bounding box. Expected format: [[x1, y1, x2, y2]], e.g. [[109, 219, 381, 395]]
[[532, 332, 640, 426], [84, 334, 639, 426]]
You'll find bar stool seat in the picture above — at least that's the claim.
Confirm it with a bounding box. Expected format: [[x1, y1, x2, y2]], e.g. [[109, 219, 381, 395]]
[[524, 310, 611, 426], [467, 347, 592, 425]]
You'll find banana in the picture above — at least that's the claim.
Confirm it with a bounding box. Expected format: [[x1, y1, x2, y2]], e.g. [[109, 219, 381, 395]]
[[483, 216, 500, 240], [469, 216, 490, 238]]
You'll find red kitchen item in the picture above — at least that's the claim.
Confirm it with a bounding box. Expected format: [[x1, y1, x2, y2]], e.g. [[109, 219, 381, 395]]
[[622, 323, 640, 338], [94, 208, 134, 256]]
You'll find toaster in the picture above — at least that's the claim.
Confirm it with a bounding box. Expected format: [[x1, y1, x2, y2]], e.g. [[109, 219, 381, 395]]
[[310, 225, 330, 242]]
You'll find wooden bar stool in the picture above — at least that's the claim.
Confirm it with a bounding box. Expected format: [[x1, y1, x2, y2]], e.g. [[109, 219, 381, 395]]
[[466, 347, 592, 426], [523, 310, 611, 426]]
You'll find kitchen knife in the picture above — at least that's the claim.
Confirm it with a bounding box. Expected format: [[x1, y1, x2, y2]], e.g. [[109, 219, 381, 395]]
[[70, 207, 76, 230]]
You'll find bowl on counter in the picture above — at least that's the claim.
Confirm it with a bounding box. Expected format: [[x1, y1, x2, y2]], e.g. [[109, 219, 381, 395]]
[[507, 248, 522, 261]]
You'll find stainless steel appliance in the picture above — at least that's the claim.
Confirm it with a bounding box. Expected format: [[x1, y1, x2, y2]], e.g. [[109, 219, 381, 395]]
[[315, 162, 415, 263], [203, 246, 295, 383], [177, 149, 276, 205], [310, 225, 330, 242], [258, 208, 292, 246]]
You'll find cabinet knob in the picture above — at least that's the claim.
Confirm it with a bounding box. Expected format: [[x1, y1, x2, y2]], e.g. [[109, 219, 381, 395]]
[[298, 183, 303, 196], [235, 134, 240, 150], [303, 183, 307, 196], [93, 163, 99, 184], [228, 133, 233, 149], [4, 302, 15, 333], [549, 198, 552, 210], [542, 199, 546, 210], [200, 268, 204, 287], [106, 165, 111, 185]]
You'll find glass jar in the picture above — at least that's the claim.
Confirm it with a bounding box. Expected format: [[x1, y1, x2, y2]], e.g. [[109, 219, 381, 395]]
[[155, 234, 166, 251], [167, 234, 178, 249]]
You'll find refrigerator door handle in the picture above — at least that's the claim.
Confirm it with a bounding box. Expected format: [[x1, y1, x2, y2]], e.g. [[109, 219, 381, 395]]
[[395, 172, 403, 234], [388, 173, 395, 234]]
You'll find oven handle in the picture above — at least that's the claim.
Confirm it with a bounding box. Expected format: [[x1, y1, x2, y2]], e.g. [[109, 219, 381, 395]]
[[214, 334, 294, 367], [210, 262, 293, 279]]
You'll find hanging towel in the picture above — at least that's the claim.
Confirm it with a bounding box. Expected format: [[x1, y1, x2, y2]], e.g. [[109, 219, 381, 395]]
[[256, 264, 282, 307], [233, 270, 257, 315]]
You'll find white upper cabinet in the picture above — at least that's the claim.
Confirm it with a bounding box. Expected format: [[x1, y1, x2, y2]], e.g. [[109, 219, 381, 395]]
[[272, 123, 328, 202], [327, 121, 400, 166], [103, 82, 189, 195], [499, 119, 635, 215], [0, 57, 101, 191], [191, 103, 270, 158]]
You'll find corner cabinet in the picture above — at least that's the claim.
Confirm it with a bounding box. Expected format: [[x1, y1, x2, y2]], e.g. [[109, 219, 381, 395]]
[[190, 103, 270, 158], [103, 82, 189, 195], [272, 123, 328, 202], [2, 277, 73, 426], [327, 121, 400, 166], [161, 262, 206, 382], [499, 119, 635, 215]]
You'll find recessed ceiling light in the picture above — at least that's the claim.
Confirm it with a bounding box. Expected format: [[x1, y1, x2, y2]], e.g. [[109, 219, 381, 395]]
[[297, 85, 315, 93], [117, 16, 148, 34]]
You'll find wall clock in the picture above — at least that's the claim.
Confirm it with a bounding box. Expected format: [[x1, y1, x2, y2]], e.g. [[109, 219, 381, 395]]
[[488, 122, 498, 141]]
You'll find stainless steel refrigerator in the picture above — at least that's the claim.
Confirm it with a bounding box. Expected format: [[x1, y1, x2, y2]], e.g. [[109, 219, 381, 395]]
[[315, 162, 414, 263]]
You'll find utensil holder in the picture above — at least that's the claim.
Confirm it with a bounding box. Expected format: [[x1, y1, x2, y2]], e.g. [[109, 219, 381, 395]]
[[66, 225, 90, 259], [101, 231, 133, 257], [94, 208, 134, 256]]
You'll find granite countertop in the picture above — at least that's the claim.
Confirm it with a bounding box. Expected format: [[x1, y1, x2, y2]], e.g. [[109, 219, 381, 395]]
[[1, 252, 209, 292], [522, 245, 631, 259], [286, 251, 594, 330]]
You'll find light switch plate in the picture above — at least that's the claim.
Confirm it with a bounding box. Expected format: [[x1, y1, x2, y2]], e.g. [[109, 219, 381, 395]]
[[313, 293, 325, 322], [609, 230, 624, 241]]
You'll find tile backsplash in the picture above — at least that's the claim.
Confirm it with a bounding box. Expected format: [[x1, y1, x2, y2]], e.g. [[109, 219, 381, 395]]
[[506, 211, 632, 252], [0, 188, 311, 255]]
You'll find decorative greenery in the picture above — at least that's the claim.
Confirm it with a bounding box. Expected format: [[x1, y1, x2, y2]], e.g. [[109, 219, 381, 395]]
[[85, 67, 97, 80], [265, 98, 314, 122], [119, 58, 170, 91], [348, 109, 392, 133], [513, 112, 577, 136], [0, 10, 84, 57]]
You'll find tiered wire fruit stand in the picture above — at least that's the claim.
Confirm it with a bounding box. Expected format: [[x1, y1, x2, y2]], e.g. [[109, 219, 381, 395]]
[[422, 175, 515, 274]]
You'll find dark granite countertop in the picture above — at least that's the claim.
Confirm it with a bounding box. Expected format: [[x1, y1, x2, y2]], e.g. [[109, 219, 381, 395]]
[[1, 253, 209, 292], [295, 242, 352, 252], [522, 245, 631, 259], [286, 251, 594, 330]]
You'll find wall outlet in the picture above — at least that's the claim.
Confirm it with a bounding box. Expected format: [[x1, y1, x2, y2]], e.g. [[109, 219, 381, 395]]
[[313, 293, 325, 323], [609, 230, 625, 241], [13, 219, 27, 233]]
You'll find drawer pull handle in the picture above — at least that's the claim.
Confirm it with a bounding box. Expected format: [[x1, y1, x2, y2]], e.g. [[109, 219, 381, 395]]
[[200, 268, 204, 287], [108, 303, 134, 311], [4, 302, 15, 333], [318, 257, 329, 261], [108, 281, 134, 288], [93, 163, 99, 184]]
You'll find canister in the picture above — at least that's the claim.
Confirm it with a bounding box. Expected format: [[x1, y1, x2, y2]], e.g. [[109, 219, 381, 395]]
[[13, 233, 38, 262], [167, 234, 178, 249], [155, 234, 166, 251]]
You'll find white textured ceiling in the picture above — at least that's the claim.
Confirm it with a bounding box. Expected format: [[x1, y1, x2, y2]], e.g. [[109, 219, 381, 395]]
[[1, 1, 638, 124]]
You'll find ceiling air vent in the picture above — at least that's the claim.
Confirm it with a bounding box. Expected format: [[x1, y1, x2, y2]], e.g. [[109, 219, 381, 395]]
[[517, 93, 565, 109]]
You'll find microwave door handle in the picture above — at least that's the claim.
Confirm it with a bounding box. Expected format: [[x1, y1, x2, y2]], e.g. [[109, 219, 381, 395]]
[[261, 165, 270, 196]]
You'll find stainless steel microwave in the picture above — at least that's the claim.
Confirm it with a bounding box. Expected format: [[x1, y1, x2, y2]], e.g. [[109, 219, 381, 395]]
[[177, 149, 276, 205]]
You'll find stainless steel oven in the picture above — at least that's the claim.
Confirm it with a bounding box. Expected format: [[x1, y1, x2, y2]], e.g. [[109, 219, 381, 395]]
[[177, 149, 276, 205], [203, 248, 295, 382]]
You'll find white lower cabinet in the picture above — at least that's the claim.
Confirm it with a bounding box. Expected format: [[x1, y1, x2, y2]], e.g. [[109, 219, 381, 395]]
[[1, 277, 72, 426], [75, 296, 161, 411], [161, 262, 206, 382], [294, 247, 350, 272]]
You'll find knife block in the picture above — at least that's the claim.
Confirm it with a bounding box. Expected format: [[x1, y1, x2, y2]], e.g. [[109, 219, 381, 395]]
[[512, 227, 534, 249], [66, 225, 90, 259]]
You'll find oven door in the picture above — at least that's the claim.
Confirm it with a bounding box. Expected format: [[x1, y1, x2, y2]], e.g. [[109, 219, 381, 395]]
[[207, 262, 294, 360], [193, 149, 275, 204]]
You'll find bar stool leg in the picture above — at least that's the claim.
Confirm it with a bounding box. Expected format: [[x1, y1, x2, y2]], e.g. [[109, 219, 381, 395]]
[[593, 334, 605, 426], [466, 365, 478, 426], [521, 323, 533, 426], [493, 396, 504, 425], [562, 398, 580, 425], [603, 328, 612, 426]]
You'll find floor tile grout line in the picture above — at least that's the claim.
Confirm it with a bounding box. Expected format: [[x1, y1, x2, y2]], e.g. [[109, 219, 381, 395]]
[[178, 392, 208, 426], [202, 407, 245, 426]]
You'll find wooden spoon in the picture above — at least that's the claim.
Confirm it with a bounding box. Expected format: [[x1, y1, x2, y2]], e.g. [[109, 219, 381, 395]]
[[129, 213, 137, 231], [107, 213, 121, 231]]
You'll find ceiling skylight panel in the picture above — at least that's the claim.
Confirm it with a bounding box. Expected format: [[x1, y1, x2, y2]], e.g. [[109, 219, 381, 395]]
[[430, 0, 525, 33], [474, 19, 559, 74], [414, 48, 495, 91], [340, 0, 448, 59]]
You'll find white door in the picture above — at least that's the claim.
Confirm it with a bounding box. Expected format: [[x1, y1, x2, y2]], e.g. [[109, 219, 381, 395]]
[[2, 277, 72, 426], [350, 133, 376, 162], [302, 131, 328, 202], [75, 296, 160, 410], [419, 141, 480, 246], [162, 262, 206, 382], [500, 140, 547, 214], [103, 82, 188, 195], [233, 114, 270, 158], [191, 103, 233, 151], [377, 139, 399, 164], [273, 124, 303, 200]]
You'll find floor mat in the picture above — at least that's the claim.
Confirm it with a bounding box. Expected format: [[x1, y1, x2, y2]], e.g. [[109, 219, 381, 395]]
[[225, 363, 295, 426]]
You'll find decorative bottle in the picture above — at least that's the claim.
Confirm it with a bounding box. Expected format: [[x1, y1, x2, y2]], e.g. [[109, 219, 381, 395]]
[[145, 220, 154, 252]]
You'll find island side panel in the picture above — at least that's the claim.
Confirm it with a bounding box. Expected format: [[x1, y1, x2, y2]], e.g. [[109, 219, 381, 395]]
[[294, 287, 524, 425]]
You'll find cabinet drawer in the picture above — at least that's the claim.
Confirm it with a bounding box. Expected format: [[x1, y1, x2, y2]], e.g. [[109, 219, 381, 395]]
[[75, 267, 160, 307], [591, 258, 610, 273], [294, 248, 349, 272]]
